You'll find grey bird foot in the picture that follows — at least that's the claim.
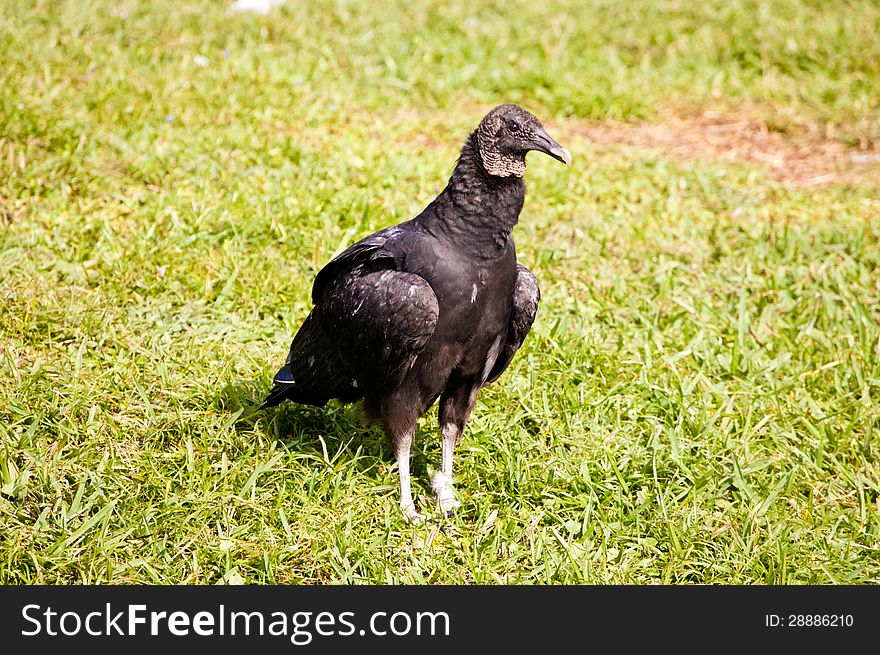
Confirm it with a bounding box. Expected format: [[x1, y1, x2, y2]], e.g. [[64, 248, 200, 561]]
[[401, 502, 426, 523], [430, 471, 461, 517]]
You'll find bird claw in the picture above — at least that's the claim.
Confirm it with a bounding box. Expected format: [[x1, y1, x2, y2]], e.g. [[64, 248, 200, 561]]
[[401, 503, 426, 523], [430, 471, 460, 517]]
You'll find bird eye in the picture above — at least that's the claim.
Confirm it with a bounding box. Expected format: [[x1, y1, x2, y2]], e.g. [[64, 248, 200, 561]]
[[507, 119, 520, 133]]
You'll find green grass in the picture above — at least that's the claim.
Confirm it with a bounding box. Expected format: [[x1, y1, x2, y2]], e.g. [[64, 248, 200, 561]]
[[1, 0, 879, 583]]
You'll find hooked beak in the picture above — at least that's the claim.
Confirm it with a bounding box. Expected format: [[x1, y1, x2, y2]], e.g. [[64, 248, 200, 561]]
[[531, 126, 572, 165]]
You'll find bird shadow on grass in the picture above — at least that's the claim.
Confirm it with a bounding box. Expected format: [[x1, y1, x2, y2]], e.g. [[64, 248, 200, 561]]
[[213, 379, 436, 481]]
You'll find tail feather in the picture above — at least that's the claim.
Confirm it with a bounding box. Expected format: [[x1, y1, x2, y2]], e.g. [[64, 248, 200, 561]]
[[259, 383, 293, 410], [259, 364, 331, 410], [259, 364, 299, 410]]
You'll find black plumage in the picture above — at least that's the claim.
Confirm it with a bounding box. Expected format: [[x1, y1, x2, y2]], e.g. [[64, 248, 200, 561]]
[[262, 104, 570, 520]]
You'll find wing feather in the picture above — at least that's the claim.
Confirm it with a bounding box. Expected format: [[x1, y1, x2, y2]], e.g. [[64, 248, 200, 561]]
[[274, 263, 439, 406], [483, 263, 540, 386], [311, 225, 404, 303]]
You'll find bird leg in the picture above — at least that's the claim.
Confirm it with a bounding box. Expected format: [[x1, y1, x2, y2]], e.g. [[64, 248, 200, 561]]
[[433, 386, 478, 516], [393, 427, 425, 523], [430, 421, 461, 515], [381, 396, 425, 523]]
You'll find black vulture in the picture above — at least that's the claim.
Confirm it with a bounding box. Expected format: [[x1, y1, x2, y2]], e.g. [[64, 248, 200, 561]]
[[261, 104, 570, 520]]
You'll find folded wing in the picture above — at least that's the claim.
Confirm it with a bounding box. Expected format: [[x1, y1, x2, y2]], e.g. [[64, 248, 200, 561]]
[[483, 263, 540, 386], [262, 260, 439, 409]]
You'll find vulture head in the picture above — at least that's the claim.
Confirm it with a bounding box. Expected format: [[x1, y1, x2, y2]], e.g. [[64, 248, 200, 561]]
[[475, 104, 572, 178]]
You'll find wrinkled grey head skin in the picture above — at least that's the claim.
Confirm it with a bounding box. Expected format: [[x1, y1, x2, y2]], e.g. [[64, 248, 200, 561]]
[[475, 104, 572, 178]]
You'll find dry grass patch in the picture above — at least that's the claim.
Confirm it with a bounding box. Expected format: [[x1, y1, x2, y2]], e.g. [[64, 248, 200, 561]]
[[568, 110, 880, 188]]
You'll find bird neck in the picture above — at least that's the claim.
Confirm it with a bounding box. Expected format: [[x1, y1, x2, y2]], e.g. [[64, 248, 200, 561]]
[[420, 132, 526, 253]]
